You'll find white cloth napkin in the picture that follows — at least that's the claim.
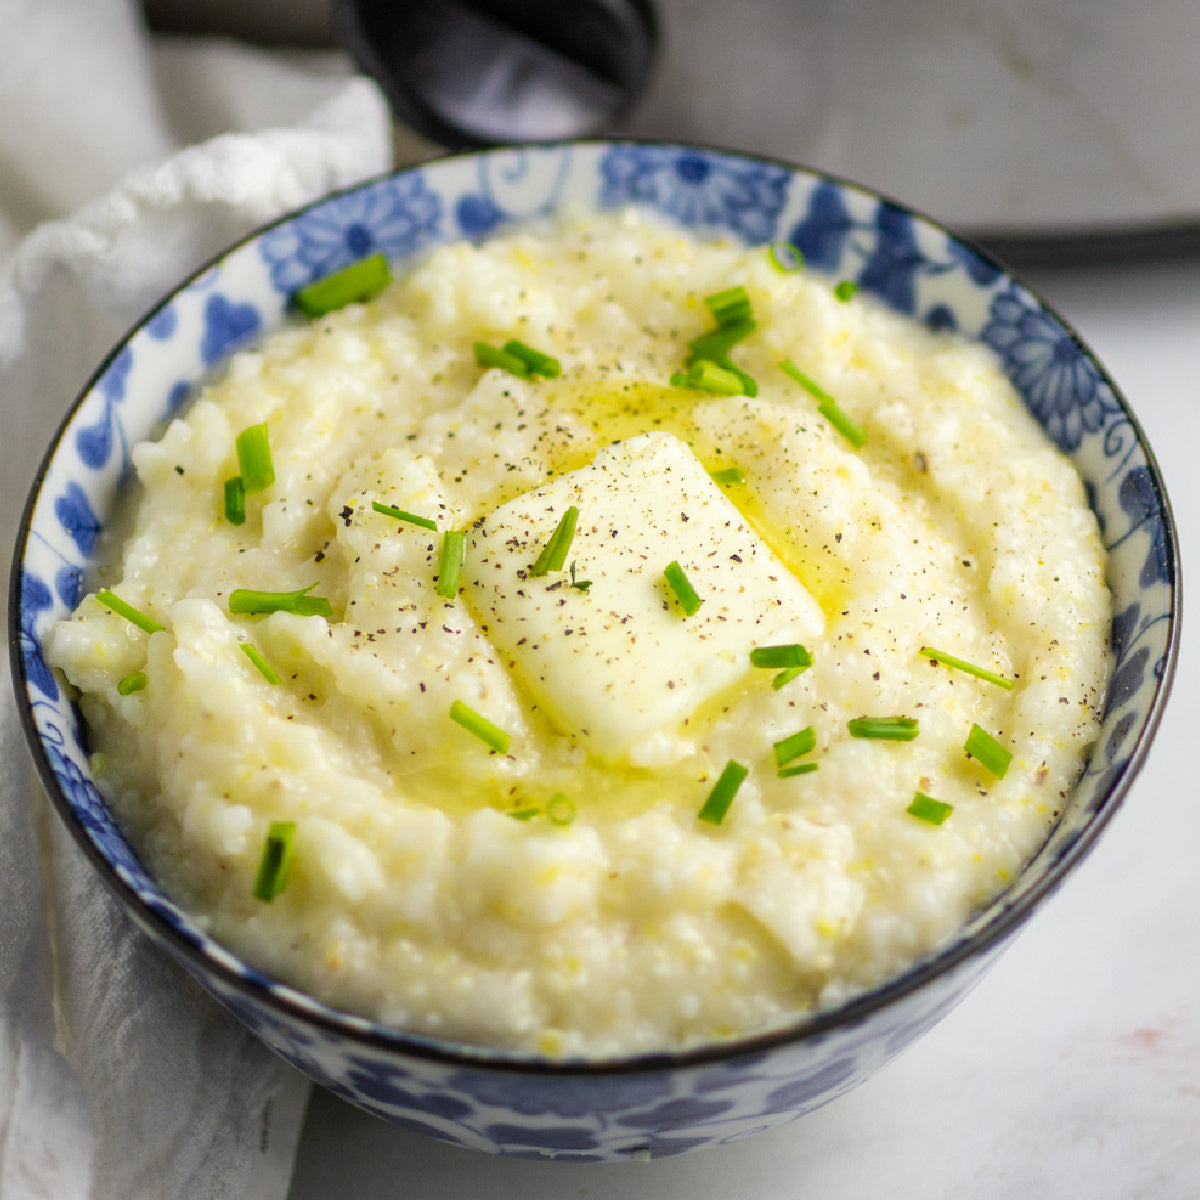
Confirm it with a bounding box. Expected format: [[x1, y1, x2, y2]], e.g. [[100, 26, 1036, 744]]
[[0, 2, 395, 1196]]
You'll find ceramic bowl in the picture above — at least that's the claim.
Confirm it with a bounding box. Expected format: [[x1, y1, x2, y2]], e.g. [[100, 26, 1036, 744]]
[[10, 142, 1179, 1161]]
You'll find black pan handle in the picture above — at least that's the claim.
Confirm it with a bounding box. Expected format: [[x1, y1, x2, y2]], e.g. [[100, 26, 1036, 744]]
[[335, 0, 660, 149]]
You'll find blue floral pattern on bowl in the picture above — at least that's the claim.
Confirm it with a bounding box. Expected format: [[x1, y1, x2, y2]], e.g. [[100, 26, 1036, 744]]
[[260, 173, 442, 293], [599, 143, 790, 243], [9, 143, 1179, 1161]]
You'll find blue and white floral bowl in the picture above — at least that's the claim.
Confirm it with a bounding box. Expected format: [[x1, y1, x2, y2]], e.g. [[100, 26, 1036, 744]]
[[10, 143, 1179, 1160]]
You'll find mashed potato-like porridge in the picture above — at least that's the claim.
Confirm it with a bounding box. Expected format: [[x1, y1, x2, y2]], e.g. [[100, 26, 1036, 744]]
[[47, 212, 1109, 1056]]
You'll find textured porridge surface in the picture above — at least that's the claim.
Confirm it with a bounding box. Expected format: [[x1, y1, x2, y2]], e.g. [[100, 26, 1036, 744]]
[[47, 212, 1109, 1056]]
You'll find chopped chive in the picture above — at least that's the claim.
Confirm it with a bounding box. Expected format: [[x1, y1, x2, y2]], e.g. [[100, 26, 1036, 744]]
[[772, 665, 807, 690], [235, 423, 274, 494], [687, 360, 745, 395], [848, 716, 919, 741], [449, 699, 511, 754], [919, 646, 1015, 690], [778, 358, 833, 401], [779, 361, 866, 445], [750, 643, 813, 670], [545, 794, 576, 826], [698, 760, 749, 826], [436, 530, 465, 599], [768, 242, 804, 273], [371, 500, 438, 530], [709, 466, 745, 485], [529, 505, 578, 577], [117, 671, 147, 696], [95, 589, 165, 634], [834, 279, 859, 302], [753, 651, 813, 693], [817, 396, 867, 449], [675, 325, 757, 393], [907, 793, 953, 825], [773, 725, 816, 767], [777, 361, 867, 449], [508, 807, 541, 821], [474, 341, 530, 377], [568, 561, 591, 592], [253, 820, 297, 902], [224, 476, 246, 525], [293, 252, 391, 317], [778, 762, 819, 778], [964, 723, 1013, 778], [228, 583, 332, 618], [687, 318, 756, 362], [664, 560, 703, 616], [713, 356, 758, 397], [705, 286, 753, 326], [503, 339, 561, 378], [240, 643, 281, 685]]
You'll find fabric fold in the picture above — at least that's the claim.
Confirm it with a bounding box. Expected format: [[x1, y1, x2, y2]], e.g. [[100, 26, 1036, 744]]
[[0, 3, 395, 1195]]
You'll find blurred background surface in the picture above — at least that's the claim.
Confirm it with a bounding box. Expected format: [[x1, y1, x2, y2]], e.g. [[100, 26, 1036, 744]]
[[144, 0, 1200, 265]]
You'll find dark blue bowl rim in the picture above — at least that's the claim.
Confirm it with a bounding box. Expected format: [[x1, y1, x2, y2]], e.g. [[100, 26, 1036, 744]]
[[7, 138, 1183, 1077]]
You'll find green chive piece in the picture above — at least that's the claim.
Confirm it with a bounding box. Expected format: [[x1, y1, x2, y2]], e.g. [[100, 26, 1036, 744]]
[[778, 360, 867, 449], [713, 356, 758, 397], [705, 286, 753, 326], [235, 423, 274, 494], [817, 396, 867, 449], [773, 725, 816, 767], [848, 716, 920, 741], [449, 699, 511, 754], [768, 242, 804, 273], [964, 723, 1013, 778], [677, 305, 757, 395], [698, 760, 749, 826], [778, 358, 832, 400], [687, 318, 756, 362], [750, 643, 813, 670], [709, 466, 745, 485], [240, 643, 281, 685], [919, 646, 1015, 690], [568, 562, 591, 592], [508, 807, 541, 821], [664, 560, 703, 616], [228, 584, 332, 618], [834, 279, 859, 302], [372, 500, 438, 530], [503, 339, 561, 378], [772, 666, 807, 690], [253, 820, 297, 901], [95, 589, 164, 634], [688, 359, 745, 395], [293, 252, 391, 318], [224, 475, 246, 525], [545, 794, 576, 826], [907, 793, 954, 825], [778, 762, 819, 778], [436, 530, 465, 599], [117, 671, 147, 696], [529, 506, 578, 577], [473, 341, 530, 378]]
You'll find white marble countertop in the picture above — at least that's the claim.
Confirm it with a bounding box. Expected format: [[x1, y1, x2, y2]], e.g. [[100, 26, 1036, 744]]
[[286, 253, 1200, 1200]]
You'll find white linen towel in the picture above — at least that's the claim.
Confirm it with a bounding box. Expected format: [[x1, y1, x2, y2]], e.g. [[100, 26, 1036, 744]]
[[0, 2, 395, 1196]]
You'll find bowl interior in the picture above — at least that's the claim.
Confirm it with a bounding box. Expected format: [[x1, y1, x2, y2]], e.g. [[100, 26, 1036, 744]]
[[10, 141, 1179, 1067]]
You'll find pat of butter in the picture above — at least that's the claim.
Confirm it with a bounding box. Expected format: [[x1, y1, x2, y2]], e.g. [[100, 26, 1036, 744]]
[[465, 433, 823, 762]]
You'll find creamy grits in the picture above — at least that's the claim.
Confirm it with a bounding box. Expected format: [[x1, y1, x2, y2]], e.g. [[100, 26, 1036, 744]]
[[47, 211, 1109, 1056]]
